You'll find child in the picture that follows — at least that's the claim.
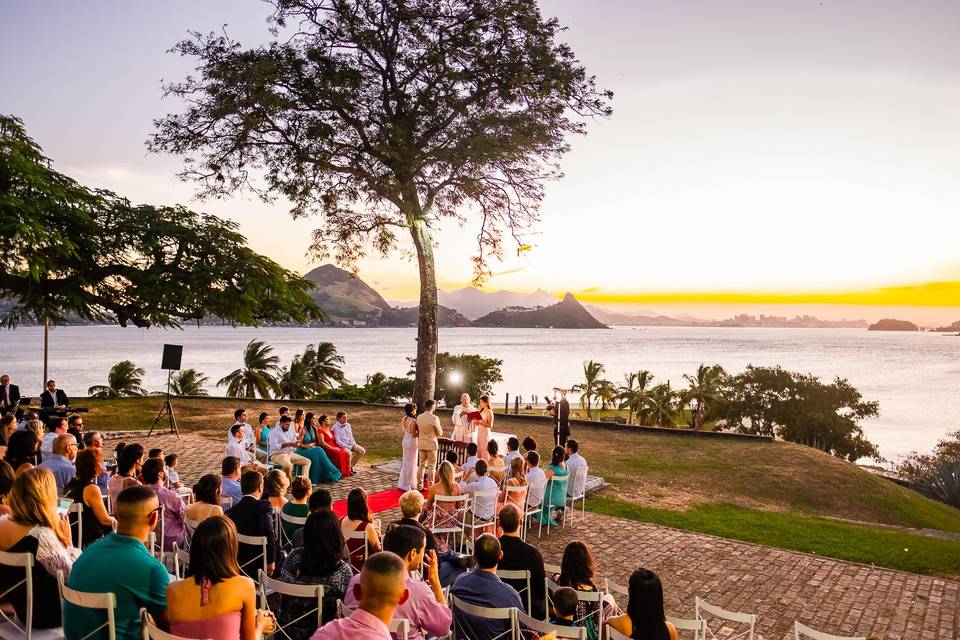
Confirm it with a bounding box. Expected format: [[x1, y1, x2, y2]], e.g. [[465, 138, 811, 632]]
[[461, 442, 480, 481], [550, 586, 579, 627], [164, 453, 182, 489], [148, 448, 163, 460]]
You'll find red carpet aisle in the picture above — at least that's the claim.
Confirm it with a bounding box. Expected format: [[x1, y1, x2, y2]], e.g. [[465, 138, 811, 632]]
[[331, 488, 409, 518]]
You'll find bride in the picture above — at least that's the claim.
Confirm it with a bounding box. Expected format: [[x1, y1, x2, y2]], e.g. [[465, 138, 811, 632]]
[[398, 403, 419, 491]]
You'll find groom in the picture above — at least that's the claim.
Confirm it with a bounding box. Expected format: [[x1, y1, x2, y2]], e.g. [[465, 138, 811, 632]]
[[554, 391, 571, 447]]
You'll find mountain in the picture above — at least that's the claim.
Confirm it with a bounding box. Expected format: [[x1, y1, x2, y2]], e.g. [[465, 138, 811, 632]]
[[932, 320, 960, 332], [472, 293, 608, 329], [868, 318, 919, 332], [438, 287, 557, 319], [392, 305, 472, 327], [586, 305, 694, 326]]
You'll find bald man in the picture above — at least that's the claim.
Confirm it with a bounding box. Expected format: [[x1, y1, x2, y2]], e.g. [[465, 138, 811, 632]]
[[311, 551, 408, 640], [38, 433, 77, 495]]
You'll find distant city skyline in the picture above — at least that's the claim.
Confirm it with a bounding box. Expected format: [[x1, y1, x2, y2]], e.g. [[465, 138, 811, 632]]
[[2, 0, 959, 322]]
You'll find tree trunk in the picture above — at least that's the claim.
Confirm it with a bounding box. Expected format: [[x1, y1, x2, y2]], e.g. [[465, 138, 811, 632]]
[[410, 217, 438, 412]]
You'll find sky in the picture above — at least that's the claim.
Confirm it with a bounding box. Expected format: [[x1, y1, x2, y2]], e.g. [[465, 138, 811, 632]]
[[2, 1, 959, 324]]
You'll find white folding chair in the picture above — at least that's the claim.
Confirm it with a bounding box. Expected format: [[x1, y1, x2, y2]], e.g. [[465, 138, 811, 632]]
[[140, 609, 201, 640], [542, 476, 568, 537], [220, 496, 233, 511], [278, 511, 307, 551], [175, 487, 194, 505], [516, 610, 586, 639], [668, 615, 708, 640], [496, 569, 532, 616], [695, 597, 756, 640], [146, 505, 165, 559], [521, 481, 545, 541], [794, 621, 866, 640], [0, 552, 64, 640], [487, 465, 507, 486], [57, 570, 116, 640], [343, 529, 371, 571], [67, 502, 84, 549], [564, 465, 587, 526], [260, 572, 324, 640], [335, 599, 410, 639], [171, 543, 191, 581], [461, 489, 499, 554], [501, 485, 528, 521], [236, 533, 271, 604], [546, 577, 604, 629], [450, 595, 517, 640], [428, 494, 470, 552]]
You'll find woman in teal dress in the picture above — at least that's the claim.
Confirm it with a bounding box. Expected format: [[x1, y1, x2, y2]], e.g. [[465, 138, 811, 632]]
[[537, 445, 569, 525], [256, 411, 271, 458], [296, 412, 342, 484]]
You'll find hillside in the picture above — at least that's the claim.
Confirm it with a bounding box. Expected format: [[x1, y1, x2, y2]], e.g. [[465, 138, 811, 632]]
[[472, 293, 608, 328], [932, 320, 960, 332], [439, 287, 557, 319], [391, 305, 472, 327], [868, 318, 920, 331]]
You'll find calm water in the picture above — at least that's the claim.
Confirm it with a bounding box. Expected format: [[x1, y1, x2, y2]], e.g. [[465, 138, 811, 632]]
[[2, 325, 957, 459]]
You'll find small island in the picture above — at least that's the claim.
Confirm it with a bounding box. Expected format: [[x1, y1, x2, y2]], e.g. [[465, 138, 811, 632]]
[[932, 320, 960, 333], [472, 292, 608, 329], [867, 318, 919, 332]]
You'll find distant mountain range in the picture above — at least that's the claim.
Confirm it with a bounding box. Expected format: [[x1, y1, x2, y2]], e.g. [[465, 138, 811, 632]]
[[437, 287, 557, 319], [473, 293, 608, 329]]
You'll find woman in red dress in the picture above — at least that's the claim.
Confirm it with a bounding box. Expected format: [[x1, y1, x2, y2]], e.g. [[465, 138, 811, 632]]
[[316, 414, 352, 477]]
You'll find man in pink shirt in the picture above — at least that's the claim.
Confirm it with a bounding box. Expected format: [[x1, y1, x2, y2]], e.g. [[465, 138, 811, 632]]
[[345, 525, 452, 640], [311, 552, 407, 640]]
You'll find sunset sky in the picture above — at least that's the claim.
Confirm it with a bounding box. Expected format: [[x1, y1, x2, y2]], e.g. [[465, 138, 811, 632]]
[[2, 1, 959, 323]]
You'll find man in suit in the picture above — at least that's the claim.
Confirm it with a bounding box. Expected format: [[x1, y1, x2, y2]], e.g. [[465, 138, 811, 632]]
[[416, 399, 443, 489], [40, 379, 69, 409], [554, 391, 571, 447], [225, 470, 276, 578], [0, 375, 21, 418]]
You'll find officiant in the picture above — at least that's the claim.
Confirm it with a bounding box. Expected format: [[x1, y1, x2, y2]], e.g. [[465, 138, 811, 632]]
[[451, 393, 474, 442]]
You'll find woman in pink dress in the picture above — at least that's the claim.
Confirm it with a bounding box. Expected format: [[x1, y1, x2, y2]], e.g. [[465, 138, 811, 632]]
[[316, 414, 352, 477], [473, 395, 494, 461]]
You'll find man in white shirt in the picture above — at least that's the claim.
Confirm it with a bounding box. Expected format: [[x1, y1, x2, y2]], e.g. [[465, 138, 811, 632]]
[[41, 417, 67, 461], [227, 408, 267, 463], [524, 451, 547, 506], [502, 437, 521, 468], [450, 393, 473, 442], [274, 406, 291, 429], [267, 415, 311, 481], [333, 411, 365, 470], [564, 439, 588, 498], [460, 442, 479, 482], [226, 424, 270, 472], [458, 459, 498, 521]]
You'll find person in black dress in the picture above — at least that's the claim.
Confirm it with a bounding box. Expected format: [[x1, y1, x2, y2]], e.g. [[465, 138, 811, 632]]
[[64, 448, 116, 547]]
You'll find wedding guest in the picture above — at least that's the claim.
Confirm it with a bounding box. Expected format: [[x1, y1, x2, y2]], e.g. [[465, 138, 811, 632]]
[[316, 415, 352, 478], [295, 413, 342, 484], [309, 552, 407, 640], [498, 457, 528, 512], [461, 442, 479, 481], [398, 403, 419, 491], [38, 433, 78, 495], [333, 411, 365, 470], [344, 525, 452, 640], [143, 457, 187, 552], [497, 504, 546, 620], [0, 414, 16, 448], [415, 400, 442, 488], [341, 487, 382, 571], [522, 436, 538, 454], [275, 407, 290, 429], [108, 443, 144, 512], [0, 460, 14, 517], [227, 424, 268, 472], [83, 430, 109, 493], [166, 516, 274, 640], [6, 430, 39, 474], [281, 477, 311, 546], [220, 456, 243, 508], [459, 460, 497, 535], [185, 474, 225, 523], [605, 569, 678, 640], [263, 469, 290, 510], [291, 489, 333, 549], [486, 440, 506, 482], [256, 412, 271, 455], [165, 453, 183, 489], [551, 587, 579, 627], [149, 448, 164, 461], [565, 438, 588, 499], [503, 437, 522, 467], [525, 451, 547, 507], [225, 470, 277, 578], [0, 468, 78, 629], [450, 535, 524, 639], [64, 448, 116, 547], [423, 461, 464, 554], [40, 417, 67, 461], [267, 416, 312, 482], [553, 541, 620, 640], [537, 446, 569, 526], [64, 486, 168, 640], [67, 414, 86, 450], [281, 510, 353, 639], [227, 409, 256, 455]]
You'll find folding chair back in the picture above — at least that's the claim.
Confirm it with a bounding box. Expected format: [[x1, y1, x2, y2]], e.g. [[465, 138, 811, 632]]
[[220, 496, 233, 511], [516, 610, 586, 639], [462, 489, 499, 553], [67, 501, 84, 549], [565, 466, 588, 526], [141, 609, 206, 640], [260, 572, 323, 640], [236, 533, 269, 584], [695, 597, 756, 640], [521, 481, 546, 541], [172, 543, 191, 581], [668, 615, 708, 640], [278, 511, 307, 550], [450, 595, 517, 640], [429, 494, 469, 551], [343, 528, 371, 569], [496, 569, 532, 616], [57, 570, 117, 640], [0, 551, 64, 640], [794, 621, 866, 640], [545, 578, 604, 630], [502, 485, 528, 511], [175, 488, 194, 504]]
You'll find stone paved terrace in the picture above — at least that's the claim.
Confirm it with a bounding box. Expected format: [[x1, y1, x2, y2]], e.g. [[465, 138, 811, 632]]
[[135, 431, 959, 640]]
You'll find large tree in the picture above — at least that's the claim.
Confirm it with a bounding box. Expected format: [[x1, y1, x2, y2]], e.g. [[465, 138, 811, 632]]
[[149, 0, 612, 408], [0, 115, 322, 329]]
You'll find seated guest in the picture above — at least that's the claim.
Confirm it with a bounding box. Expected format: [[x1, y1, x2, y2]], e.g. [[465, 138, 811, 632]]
[[226, 470, 276, 578], [108, 443, 144, 512], [605, 568, 678, 640], [498, 457, 528, 513], [310, 552, 407, 640], [522, 436, 538, 454], [84, 431, 110, 493], [565, 439, 588, 497], [444, 449, 461, 473], [341, 488, 382, 571], [503, 436, 522, 468], [450, 534, 524, 639], [39, 379, 68, 409], [397, 488, 470, 587], [185, 474, 225, 523], [6, 430, 40, 474], [486, 440, 506, 482], [332, 411, 366, 470], [553, 541, 620, 640], [459, 460, 498, 533], [64, 448, 116, 547], [423, 461, 464, 549], [0, 460, 14, 516], [16, 410, 39, 432], [64, 485, 169, 640], [280, 510, 353, 639], [166, 516, 273, 640], [0, 414, 18, 448], [274, 406, 291, 429], [291, 489, 332, 549], [536, 446, 569, 526], [460, 442, 480, 481], [550, 587, 579, 627], [281, 477, 311, 546], [345, 525, 452, 640], [142, 457, 187, 552], [67, 414, 86, 451], [267, 415, 312, 481], [226, 424, 269, 472], [263, 469, 290, 510], [220, 456, 243, 508], [0, 468, 79, 629], [525, 451, 547, 505], [38, 433, 78, 495], [497, 504, 546, 620], [165, 453, 183, 489], [40, 417, 67, 461], [397, 490, 438, 554], [228, 408, 263, 461], [256, 412, 271, 455], [149, 448, 164, 462]]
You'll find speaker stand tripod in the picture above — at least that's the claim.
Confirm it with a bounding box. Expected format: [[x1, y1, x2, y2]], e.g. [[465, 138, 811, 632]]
[[149, 370, 180, 438]]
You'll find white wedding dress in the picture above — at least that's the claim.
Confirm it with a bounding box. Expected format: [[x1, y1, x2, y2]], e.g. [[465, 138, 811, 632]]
[[398, 418, 419, 491]]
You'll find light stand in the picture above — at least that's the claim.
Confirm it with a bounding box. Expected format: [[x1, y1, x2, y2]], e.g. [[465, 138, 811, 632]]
[[148, 370, 180, 438]]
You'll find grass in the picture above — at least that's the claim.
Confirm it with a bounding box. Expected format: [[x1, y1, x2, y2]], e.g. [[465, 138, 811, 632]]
[[80, 396, 960, 575]]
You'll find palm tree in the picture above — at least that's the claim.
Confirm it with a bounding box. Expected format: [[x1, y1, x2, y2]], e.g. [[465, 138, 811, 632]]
[[300, 341, 347, 391], [595, 379, 618, 411], [683, 363, 727, 430], [170, 369, 209, 396], [278, 355, 314, 399], [618, 370, 655, 425], [570, 360, 605, 420], [645, 382, 678, 427], [88, 360, 148, 399], [217, 339, 282, 399]]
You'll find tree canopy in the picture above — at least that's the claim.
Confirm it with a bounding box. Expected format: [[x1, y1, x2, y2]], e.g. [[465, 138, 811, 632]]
[[149, 0, 611, 407], [0, 114, 322, 328]]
